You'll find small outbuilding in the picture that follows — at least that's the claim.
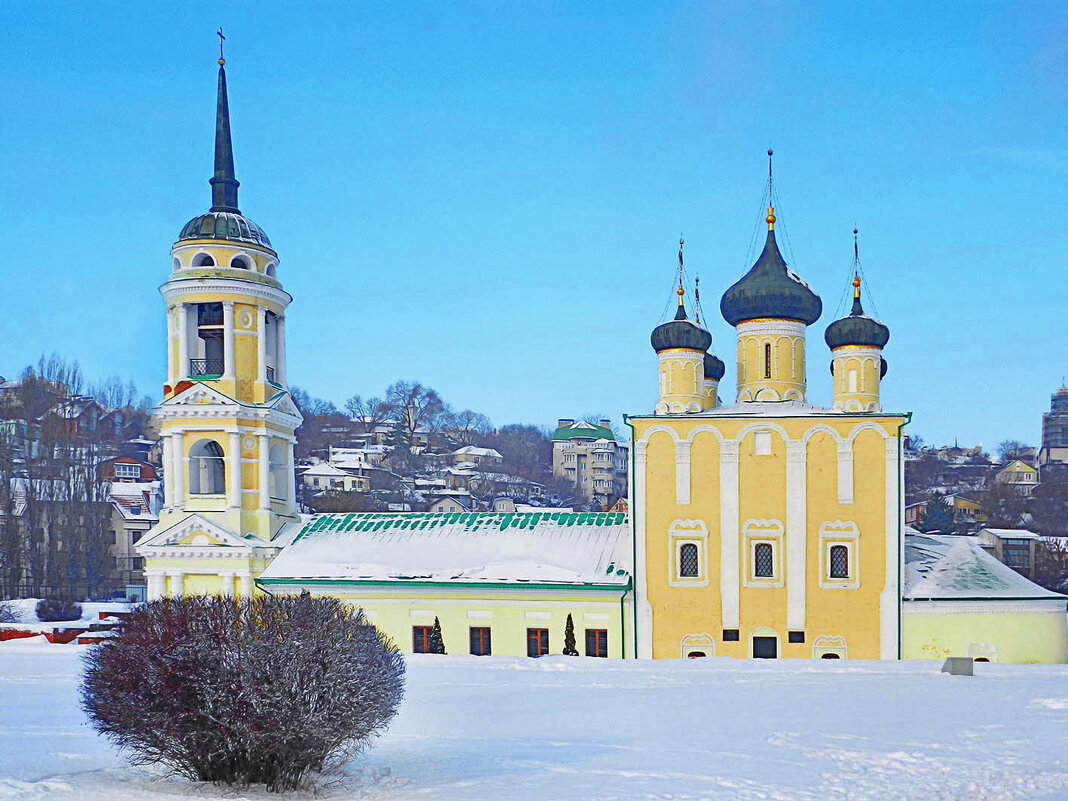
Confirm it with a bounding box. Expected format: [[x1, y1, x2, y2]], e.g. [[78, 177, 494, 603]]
[[903, 530, 1068, 663]]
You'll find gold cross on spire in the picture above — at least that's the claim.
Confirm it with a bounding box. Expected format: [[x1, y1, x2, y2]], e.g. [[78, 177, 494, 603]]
[[217, 27, 226, 66]]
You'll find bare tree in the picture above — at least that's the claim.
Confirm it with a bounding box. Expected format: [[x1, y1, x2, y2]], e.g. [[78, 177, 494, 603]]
[[344, 395, 391, 438], [446, 409, 492, 446], [997, 440, 1032, 462], [385, 381, 444, 450]]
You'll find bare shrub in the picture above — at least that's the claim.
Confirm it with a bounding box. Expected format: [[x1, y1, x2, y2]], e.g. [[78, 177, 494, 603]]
[[81, 594, 405, 792], [0, 600, 17, 623], [36, 598, 82, 622]]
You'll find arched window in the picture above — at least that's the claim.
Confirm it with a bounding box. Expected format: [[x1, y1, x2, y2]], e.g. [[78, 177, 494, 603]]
[[192, 252, 215, 267], [829, 545, 849, 579], [686, 651, 706, 658], [268, 444, 287, 500], [172, 257, 181, 271], [764, 343, 772, 379], [754, 543, 774, 577], [189, 439, 225, 494], [820, 653, 840, 659], [266, 263, 277, 279], [679, 543, 699, 577], [974, 657, 990, 663], [230, 255, 251, 269]]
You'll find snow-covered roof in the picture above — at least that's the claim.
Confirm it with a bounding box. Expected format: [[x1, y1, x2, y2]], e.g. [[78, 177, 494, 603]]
[[979, 528, 1040, 540], [904, 532, 1063, 600], [301, 463, 350, 477], [452, 446, 503, 458], [259, 511, 631, 588]]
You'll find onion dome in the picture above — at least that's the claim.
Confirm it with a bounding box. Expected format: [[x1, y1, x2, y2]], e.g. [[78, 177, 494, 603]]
[[703, 351, 725, 380], [651, 292, 713, 353], [825, 275, 890, 350], [720, 212, 822, 326], [176, 49, 272, 249]]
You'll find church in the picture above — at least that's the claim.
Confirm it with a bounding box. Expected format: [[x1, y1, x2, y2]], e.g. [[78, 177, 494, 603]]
[[137, 46, 1067, 663], [626, 190, 907, 660]]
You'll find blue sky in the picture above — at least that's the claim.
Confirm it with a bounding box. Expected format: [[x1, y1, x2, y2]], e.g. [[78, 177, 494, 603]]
[[0, 2, 1065, 449]]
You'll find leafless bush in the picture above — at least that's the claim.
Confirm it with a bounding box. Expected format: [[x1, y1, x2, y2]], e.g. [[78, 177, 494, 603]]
[[81, 594, 405, 792], [36, 598, 82, 622], [0, 600, 17, 623]]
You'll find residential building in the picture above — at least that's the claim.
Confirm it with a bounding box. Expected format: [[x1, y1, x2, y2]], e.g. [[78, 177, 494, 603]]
[[451, 446, 502, 467], [904, 494, 986, 532], [1040, 386, 1068, 470], [551, 419, 628, 507], [993, 460, 1040, 493], [975, 528, 1041, 579], [300, 463, 369, 493]]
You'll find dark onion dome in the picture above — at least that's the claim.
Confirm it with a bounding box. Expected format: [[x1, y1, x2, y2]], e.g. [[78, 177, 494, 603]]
[[825, 283, 890, 350], [651, 301, 713, 354], [703, 351, 725, 380], [720, 226, 822, 327], [177, 211, 272, 248]]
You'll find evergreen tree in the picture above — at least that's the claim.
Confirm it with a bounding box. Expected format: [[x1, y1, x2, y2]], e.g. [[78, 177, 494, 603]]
[[562, 613, 578, 656], [428, 616, 446, 654], [920, 493, 956, 533]]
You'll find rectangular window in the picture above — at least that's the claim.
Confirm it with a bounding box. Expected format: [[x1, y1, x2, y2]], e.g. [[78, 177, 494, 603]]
[[469, 627, 491, 656], [527, 627, 549, 657], [754, 431, 772, 456], [1003, 543, 1030, 568], [132, 557, 144, 570], [585, 629, 608, 658], [788, 630, 805, 644], [722, 629, 740, 641], [413, 626, 433, 653], [114, 463, 140, 479], [754, 542, 774, 577]]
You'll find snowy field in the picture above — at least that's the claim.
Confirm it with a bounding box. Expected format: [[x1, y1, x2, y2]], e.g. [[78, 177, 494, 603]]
[[4, 639, 1068, 800]]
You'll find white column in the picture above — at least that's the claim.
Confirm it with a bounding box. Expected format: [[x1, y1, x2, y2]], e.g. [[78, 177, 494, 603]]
[[146, 571, 166, 601], [166, 571, 184, 598], [238, 571, 253, 598], [176, 304, 189, 380], [785, 440, 807, 632], [286, 441, 298, 514], [257, 308, 267, 383], [218, 572, 234, 597], [171, 430, 185, 507], [633, 439, 653, 659], [166, 307, 175, 383], [258, 433, 271, 509], [880, 435, 902, 659], [160, 434, 172, 507], [719, 441, 740, 629], [229, 431, 242, 509], [837, 441, 855, 504], [277, 316, 287, 387], [222, 301, 236, 380]]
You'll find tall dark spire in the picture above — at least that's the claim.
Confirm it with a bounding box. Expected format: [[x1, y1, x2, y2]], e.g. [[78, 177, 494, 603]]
[[209, 29, 240, 213]]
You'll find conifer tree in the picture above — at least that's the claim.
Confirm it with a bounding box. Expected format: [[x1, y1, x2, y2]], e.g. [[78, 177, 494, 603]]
[[429, 616, 446, 654], [920, 493, 956, 534], [563, 613, 578, 656]]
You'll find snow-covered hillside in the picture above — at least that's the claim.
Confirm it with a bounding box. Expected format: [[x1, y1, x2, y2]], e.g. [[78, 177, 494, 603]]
[[3, 638, 1068, 800]]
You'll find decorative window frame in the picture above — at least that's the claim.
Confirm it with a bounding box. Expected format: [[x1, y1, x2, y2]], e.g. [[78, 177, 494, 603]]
[[753, 430, 773, 456], [812, 634, 848, 659], [680, 633, 715, 659], [742, 519, 784, 588], [818, 521, 860, 589], [668, 519, 709, 587]]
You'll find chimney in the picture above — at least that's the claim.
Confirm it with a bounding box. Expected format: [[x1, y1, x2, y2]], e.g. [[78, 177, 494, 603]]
[[557, 418, 574, 429]]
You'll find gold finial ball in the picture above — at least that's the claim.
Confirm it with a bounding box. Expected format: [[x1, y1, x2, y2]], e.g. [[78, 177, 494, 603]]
[[677, 286, 685, 297], [219, 58, 226, 66], [766, 210, 776, 225], [853, 274, 861, 289]]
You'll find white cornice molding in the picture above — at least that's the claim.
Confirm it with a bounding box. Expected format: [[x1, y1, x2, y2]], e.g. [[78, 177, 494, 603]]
[[160, 277, 292, 308]]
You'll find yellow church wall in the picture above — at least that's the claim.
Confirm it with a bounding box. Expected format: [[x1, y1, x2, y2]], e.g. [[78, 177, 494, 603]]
[[268, 584, 632, 658], [633, 413, 905, 660], [903, 602, 1068, 664]]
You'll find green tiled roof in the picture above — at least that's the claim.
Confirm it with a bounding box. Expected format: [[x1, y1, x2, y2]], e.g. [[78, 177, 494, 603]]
[[551, 421, 615, 442], [297, 511, 626, 540]]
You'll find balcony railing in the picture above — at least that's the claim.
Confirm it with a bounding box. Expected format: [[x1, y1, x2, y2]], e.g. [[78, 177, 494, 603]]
[[189, 358, 225, 377], [266, 366, 276, 384]]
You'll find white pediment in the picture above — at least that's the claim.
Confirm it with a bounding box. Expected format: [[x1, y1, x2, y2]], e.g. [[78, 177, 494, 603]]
[[267, 391, 303, 422], [162, 383, 240, 408], [136, 514, 258, 551]]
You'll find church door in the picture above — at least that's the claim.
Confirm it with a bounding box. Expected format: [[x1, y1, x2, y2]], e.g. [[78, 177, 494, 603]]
[[753, 636, 778, 659]]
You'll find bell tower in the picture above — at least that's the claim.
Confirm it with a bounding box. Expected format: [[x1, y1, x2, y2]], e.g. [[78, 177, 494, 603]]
[[139, 35, 303, 600]]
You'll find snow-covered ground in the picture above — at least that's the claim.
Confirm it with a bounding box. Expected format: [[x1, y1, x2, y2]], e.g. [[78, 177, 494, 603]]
[[3, 639, 1068, 800]]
